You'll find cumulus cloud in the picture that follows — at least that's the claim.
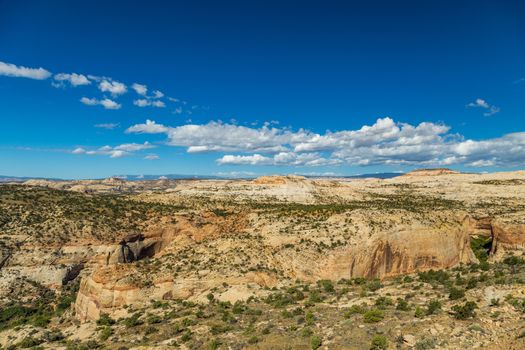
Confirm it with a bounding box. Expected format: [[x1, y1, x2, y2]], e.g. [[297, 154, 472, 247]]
[[131, 83, 164, 99], [132, 83, 148, 96], [71, 142, 154, 158], [0, 61, 51, 80], [126, 120, 310, 153], [126, 119, 170, 134], [53, 73, 90, 86], [466, 98, 500, 116], [152, 90, 164, 99], [98, 79, 127, 96], [80, 97, 121, 110], [133, 99, 166, 108], [126, 117, 525, 168]]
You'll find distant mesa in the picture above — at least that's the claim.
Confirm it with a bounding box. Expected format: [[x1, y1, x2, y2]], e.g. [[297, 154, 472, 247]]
[[253, 175, 307, 185], [402, 168, 460, 177]]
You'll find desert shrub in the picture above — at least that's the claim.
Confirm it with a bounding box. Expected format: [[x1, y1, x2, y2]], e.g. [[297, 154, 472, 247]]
[[247, 336, 259, 344], [122, 313, 143, 328], [181, 330, 192, 342], [99, 326, 113, 341], [448, 287, 465, 300], [403, 275, 414, 283], [96, 313, 115, 326], [210, 323, 231, 335], [363, 309, 384, 323], [418, 270, 450, 285], [414, 337, 438, 350], [305, 311, 315, 325], [396, 298, 410, 311], [344, 304, 366, 318], [470, 236, 491, 262], [414, 306, 425, 318], [144, 325, 158, 335], [208, 339, 220, 350], [18, 337, 43, 348], [308, 290, 323, 304], [466, 278, 478, 289], [370, 334, 388, 350], [426, 300, 442, 315], [452, 301, 477, 319], [310, 335, 322, 349], [353, 277, 367, 285], [302, 328, 313, 337], [508, 298, 525, 313], [375, 296, 393, 309], [367, 279, 383, 292], [317, 280, 335, 293], [503, 255, 525, 274]]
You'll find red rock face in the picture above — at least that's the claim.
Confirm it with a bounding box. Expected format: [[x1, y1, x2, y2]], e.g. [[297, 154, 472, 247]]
[[491, 220, 525, 258], [316, 225, 477, 281]]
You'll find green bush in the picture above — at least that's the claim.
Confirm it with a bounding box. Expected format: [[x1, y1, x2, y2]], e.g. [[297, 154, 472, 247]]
[[414, 306, 425, 318], [18, 337, 43, 348], [396, 298, 410, 311], [317, 280, 335, 293], [344, 304, 366, 317], [310, 335, 322, 349], [448, 287, 465, 300], [375, 297, 393, 309], [363, 309, 384, 323], [470, 236, 491, 262], [367, 279, 383, 292], [426, 300, 442, 315], [96, 313, 115, 326], [247, 336, 259, 344], [208, 339, 220, 350], [418, 269, 450, 284], [99, 326, 113, 341], [370, 334, 388, 350], [452, 301, 477, 319]]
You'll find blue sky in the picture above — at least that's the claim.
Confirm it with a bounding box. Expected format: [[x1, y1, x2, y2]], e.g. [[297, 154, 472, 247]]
[[1, 0, 524, 179]]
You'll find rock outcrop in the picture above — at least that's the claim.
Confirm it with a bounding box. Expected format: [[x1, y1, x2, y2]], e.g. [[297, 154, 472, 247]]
[[402, 168, 460, 176], [490, 219, 525, 259], [316, 222, 477, 280]]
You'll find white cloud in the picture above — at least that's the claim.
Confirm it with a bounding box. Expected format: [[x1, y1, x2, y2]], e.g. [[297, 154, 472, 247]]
[[134, 99, 149, 107], [126, 117, 525, 168], [71, 142, 154, 158], [72, 147, 86, 154], [54, 73, 90, 86], [126, 119, 170, 134], [94, 123, 120, 129], [132, 83, 148, 96], [126, 120, 310, 153], [152, 100, 165, 107], [133, 99, 165, 108], [144, 154, 160, 160], [98, 79, 127, 96], [466, 98, 500, 116], [114, 141, 154, 152], [80, 97, 98, 106], [131, 83, 163, 99], [80, 97, 121, 110], [0, 61, 51, 80], [152, 90, 164, 99], [217, 154, 272, 165]]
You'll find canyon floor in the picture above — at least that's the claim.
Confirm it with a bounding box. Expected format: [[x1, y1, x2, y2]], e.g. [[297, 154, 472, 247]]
[[1, 169, 525, 350]]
